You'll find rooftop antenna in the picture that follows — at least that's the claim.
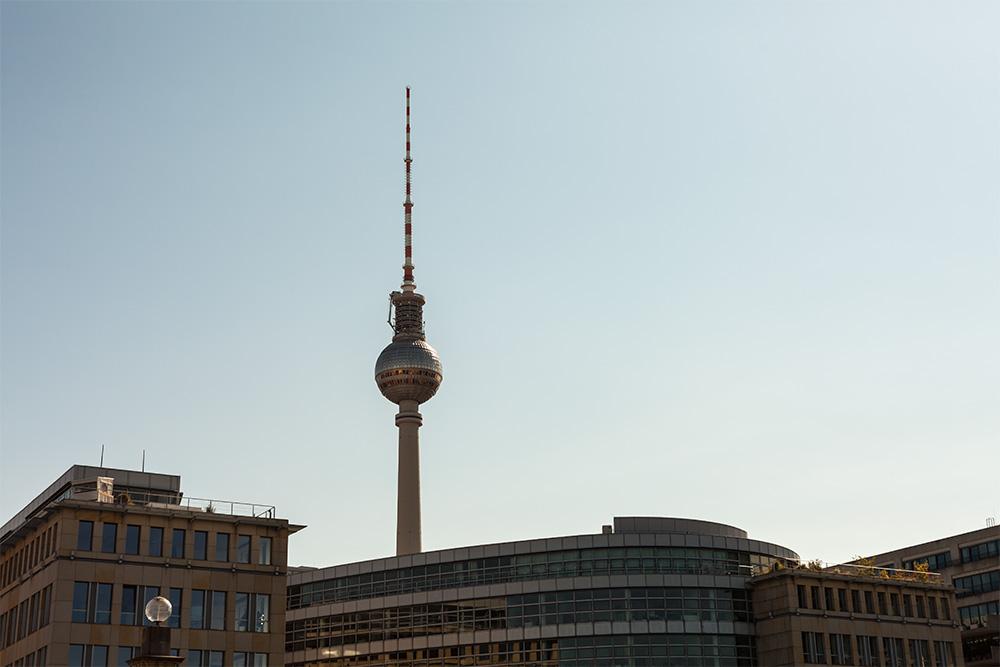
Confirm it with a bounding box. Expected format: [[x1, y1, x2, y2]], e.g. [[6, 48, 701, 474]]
[[141, 449, 146, 472], [402, 86, 415, 293], [100, 444, 105, 467]]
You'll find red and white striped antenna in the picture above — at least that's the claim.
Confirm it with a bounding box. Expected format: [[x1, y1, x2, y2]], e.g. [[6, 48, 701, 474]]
[[402, 87, 415, 292]]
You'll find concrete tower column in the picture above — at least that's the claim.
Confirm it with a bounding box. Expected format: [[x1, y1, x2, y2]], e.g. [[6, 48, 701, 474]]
[[395, 399, 422, 555]]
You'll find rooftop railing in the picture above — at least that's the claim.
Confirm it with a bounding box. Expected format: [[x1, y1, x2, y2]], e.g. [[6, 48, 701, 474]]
[[752, 559, 944, 584], [64, 483, 276, 519]]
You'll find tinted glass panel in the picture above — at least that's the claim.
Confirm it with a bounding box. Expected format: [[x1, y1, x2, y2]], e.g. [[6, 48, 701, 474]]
[[77, 521, 93, 551], [125, 525, 140, 555], [194, 531, 207, 560], [236, 535, 251, 563], [149, 527, 164, 557], [171, 529, 186, 558], [101, 523, 117, 553], [215, 533, 230, 562]]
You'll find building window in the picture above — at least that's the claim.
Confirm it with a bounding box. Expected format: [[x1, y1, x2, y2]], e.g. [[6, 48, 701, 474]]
[[235, 592, 271, 633], [883, 637, 905, 667], [121, 585, 138, 625], [233, 654, 268, 667], [191, 590, 205, 629], [824, 587, 835, 611], [959, 600, 1000, 627], [235, 592, 250, 631], [934, 641, 955, 666], [837, 588, 847, 612], [877, 591, 888, 615], [797, 585, 807, 608], [850, 589, 862, 613], [810, 586, 821, 609], [77, 521, 94, 551], [124, 525, 140, 555], [903, 594, 912, 617], [171, 529, 186, 558], [940, 596, 951, 620], [168, 587, 182, 628], [960, 539, 999, 564], [254, 593, 270, 632], [116, 647, 137, 667], [802, 631, 825, 664], [69, 644, 108, 667], [890, 592, 900, 616], [101, 523, 117, 553], [187, 650, 224, 667], [903, 550, 951, 571], [236, 534, 251, 563], [915, 596, 925, 618], [830, 633, 852, 665], [953, 569, 1000, 598], [908, 639, 929, 667], [149, 527, 164, 557], [215, 533, 230, 562], [258, 536, 272, 565], [857, 635, 880, 667], [194, 531, 208, 560], [864, 590, 874, 614], [191, 590, 227, 630], [72, 582, 112, 624]]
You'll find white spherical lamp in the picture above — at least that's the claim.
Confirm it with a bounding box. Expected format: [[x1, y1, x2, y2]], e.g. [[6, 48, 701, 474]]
[[144, 596, 172, 625]]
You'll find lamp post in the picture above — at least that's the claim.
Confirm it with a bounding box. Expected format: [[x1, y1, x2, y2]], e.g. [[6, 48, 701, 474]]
[[127, 597, 183, 667]]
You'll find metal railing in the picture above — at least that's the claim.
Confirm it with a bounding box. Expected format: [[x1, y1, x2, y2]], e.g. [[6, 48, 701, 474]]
[[751, 560, 944, 584], [65, 483, 276, 519]]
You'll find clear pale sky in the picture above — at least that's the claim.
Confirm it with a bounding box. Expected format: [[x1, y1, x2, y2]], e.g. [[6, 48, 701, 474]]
[[2, 1, 998, 567]]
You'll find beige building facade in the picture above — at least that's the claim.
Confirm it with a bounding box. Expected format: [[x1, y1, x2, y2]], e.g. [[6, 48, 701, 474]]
[[0, 465, 302, 667], [863, 526, 1000, 666], [751, 565, 964, 666]]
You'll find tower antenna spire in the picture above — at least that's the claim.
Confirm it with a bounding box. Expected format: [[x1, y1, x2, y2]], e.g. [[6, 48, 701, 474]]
[[402, 86, 415, 292]]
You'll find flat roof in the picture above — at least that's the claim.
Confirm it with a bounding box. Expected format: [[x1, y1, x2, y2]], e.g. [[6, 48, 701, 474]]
[[1, 464, 180, 543]]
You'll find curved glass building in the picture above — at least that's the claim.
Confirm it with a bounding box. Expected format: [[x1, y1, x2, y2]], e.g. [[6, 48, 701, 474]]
[[285, 517, 798, 667]]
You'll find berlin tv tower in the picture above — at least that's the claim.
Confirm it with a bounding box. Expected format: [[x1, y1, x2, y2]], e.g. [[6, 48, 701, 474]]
[[374, 88, 443, 556]]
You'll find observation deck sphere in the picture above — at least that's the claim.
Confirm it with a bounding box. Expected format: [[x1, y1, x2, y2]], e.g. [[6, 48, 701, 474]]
[[375, 339, 443, 404], [144, 596, 172, 624]]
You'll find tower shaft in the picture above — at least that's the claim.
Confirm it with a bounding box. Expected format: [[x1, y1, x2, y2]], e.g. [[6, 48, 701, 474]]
[[395, 399, 422, 555]]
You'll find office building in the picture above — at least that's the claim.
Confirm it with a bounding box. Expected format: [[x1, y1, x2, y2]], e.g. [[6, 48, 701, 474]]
[[285, 517, 799, 666], [0, 465, 302, 667], [863, 526, 1000, 666], [751, 562, 963, 666]]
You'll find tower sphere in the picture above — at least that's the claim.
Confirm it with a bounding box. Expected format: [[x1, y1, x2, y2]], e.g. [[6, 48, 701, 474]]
[[375, 339, 442, 405]]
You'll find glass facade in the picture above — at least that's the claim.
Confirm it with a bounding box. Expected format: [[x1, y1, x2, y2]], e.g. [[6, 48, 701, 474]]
[[288, 588, 753, 652], [289, 548, 787, 609]]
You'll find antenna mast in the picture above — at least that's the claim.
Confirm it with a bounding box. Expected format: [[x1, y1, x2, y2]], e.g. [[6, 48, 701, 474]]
[[402, 87, 415, 292]]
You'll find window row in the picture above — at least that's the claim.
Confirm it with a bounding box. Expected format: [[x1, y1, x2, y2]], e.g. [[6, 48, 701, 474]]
[[70, 581, 269, 632], [802, 633, 956, 667], [508, 587, 753, 627], [795, 583, 951, 620], [0, 585, 53, 649], [286, 589, 753, 653], [960, 538, 998, 564], [62, 644, 269, 667], [901, 551, 951, 572], [952, 569, 999, 598], [75, 521, 272, 564], [289, 547, 788, 608], [286, 635, 755, 667], [959, 600, 999, 627], [0, 523, 58, 588], [2, 646, 46, 667]]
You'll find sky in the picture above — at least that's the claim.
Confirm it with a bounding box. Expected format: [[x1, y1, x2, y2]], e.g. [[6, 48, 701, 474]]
[[1, 1, 998, 567]]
